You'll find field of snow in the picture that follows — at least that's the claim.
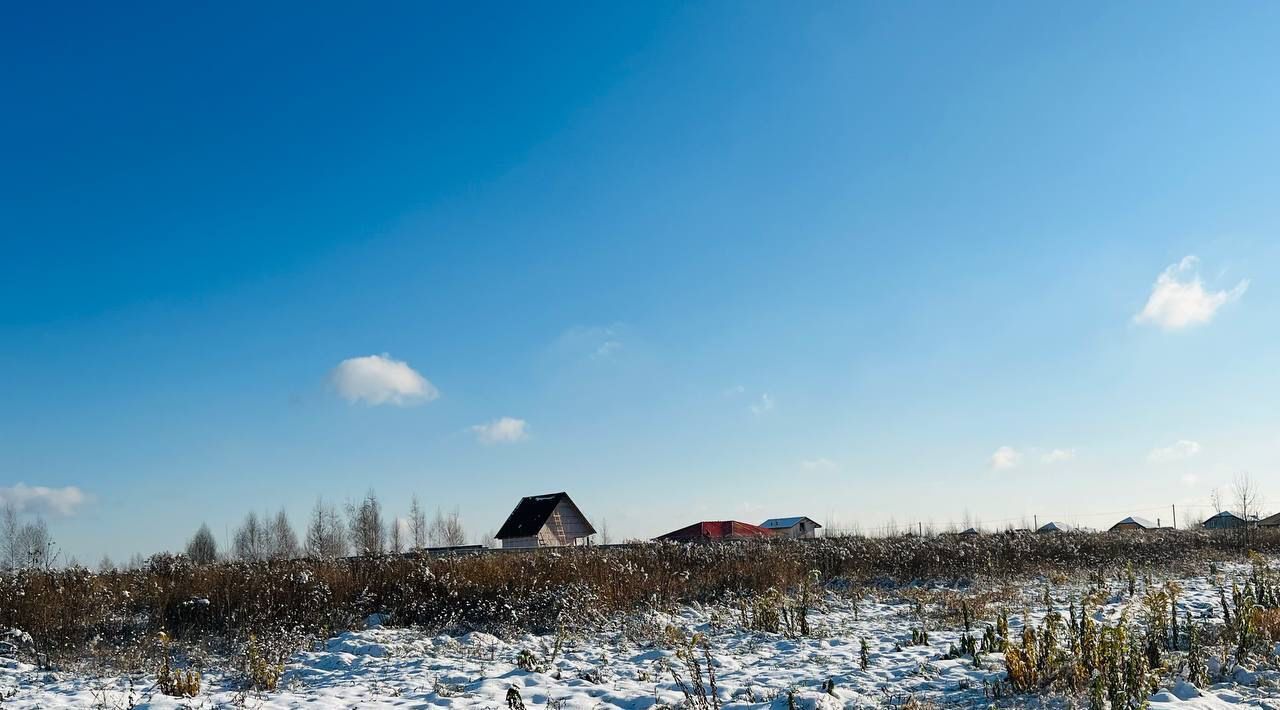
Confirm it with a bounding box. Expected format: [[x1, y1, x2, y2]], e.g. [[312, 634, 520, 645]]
[[3, 559, 1280, 708]]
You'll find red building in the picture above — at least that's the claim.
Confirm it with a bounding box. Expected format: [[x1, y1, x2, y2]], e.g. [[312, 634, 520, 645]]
[[655, 520, 772, 542]]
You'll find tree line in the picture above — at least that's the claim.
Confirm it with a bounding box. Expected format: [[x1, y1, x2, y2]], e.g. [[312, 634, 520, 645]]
[[1, 503, 55, 570], [184, 490, 475, 564]]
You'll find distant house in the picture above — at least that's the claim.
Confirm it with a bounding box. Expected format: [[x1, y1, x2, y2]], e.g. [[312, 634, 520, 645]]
[[1037, 521, 1073, 533], [1203, 511, 1248, 530], [495, 492, 595, 549], [959, 527, 980, 536], [1110, 516, 1158, 532], [1258, 512, 1280, 528], [655, 521, 771, 543], [759, 516, 822, 539]]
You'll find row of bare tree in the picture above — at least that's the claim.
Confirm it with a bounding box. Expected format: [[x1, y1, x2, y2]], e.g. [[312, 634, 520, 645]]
[[1, 503, 55, 570], [184, 490, 474, 563]]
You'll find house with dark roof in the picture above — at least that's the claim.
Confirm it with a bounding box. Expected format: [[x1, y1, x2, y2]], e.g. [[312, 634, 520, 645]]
[[495, 492, 595, 549], [1258, 512, 1280, 528], [1109, 516, 1158, 532], [1203, 511, 1249, 530], [1036, 521, 1073, 533], [759, 516, 822, 539], [655, 521, 771, 543]]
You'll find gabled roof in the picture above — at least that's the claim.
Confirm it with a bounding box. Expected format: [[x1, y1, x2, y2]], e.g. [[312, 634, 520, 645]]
[[495, 492, 595, 540], [1111, 516, 1157, 529], [759, 516, 822, 530], [1259, 512, 1280, 527], [1204, 511, 1245, 523], [1037, 521, 1073, 532], [656, 521, 771, 542]]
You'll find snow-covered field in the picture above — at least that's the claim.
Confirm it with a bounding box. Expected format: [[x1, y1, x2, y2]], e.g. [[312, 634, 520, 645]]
[[4, 560, 1280, 708]]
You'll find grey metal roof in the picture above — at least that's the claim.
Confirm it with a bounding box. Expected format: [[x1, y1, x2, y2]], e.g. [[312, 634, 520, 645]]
[[759, 516, 820, 529]]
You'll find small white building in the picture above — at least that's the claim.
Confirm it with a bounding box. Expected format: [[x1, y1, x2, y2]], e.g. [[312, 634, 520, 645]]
[[495, 492, 595, 549], [759, 516, 822, 539]]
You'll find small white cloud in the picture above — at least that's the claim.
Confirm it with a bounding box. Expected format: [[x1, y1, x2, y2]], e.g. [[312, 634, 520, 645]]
[[801, 457, 839, 471], [0, 483, 88, 517], [1148, 440, 1201, 462], [470, 417, 529, 445], [1134, 256, 1248, 330], [1041, 448, 1077, 464], [330, 354, 437, 406], [594, 339, 622, 359], [750, 393, 774, 415], [550, 324, 628, 361], [990, 446, 1022, 470]]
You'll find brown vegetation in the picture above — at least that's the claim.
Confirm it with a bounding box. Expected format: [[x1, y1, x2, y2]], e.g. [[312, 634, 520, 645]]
[[1, 528, 1274, 667]]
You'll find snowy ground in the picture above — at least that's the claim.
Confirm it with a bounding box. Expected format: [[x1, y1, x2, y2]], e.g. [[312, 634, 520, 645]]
[[4, 559, 1280, 708]]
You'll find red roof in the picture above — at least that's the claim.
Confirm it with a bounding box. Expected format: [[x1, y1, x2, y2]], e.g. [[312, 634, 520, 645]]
[[655, 520, 772, 542]]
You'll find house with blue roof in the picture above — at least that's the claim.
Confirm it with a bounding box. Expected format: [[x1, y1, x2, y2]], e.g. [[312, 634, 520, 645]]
[[759, 516, 822, 539]]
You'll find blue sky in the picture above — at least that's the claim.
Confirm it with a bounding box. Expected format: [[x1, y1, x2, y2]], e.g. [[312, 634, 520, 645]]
[[3, 2, 1279, 562]]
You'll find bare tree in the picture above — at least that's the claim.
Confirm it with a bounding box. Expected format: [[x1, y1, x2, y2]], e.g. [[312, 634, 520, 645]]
[[428, 507, 466, 547], [98, 554, 115, 573], [408, 495, 427, 550], [596, 517, 611, 545], [347, 490, 385, 556], [186, 523, 219, 564], [389, 518, 404, 554], [232, 511, 269, 561], [1, 502, 19, 570], [305, 498, 348, 559], [12, 517, 54, 569], [1234, 473, 1264, 548], [268, 508, 300, 560]]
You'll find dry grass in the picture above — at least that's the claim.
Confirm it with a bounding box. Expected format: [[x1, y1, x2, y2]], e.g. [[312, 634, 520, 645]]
[[0, 528, 1266, 666]]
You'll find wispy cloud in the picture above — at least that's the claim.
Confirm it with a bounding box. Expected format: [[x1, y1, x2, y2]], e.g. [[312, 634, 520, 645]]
[[1041, 448, 1076, 464], [0, 483, 88, 517], [989, 446, 1022, 470], [749, 393, 774, 415], [470, 417, 530, 445], [801, 457, 839, 471], [330, 354, 437, 406], [1134, 256, 1248, 330], [549, 324, 629, 361], [1148, 439, 1201, 462]]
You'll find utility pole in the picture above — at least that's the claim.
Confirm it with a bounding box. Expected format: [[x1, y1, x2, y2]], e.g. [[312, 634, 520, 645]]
[[1034, 515, 1038, 531], [1172, 504, 1177, 530], [918, 522, 923, 537]]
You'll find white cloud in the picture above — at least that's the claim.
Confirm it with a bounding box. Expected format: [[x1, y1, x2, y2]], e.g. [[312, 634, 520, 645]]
[[331, 354, 437, 406], [1134, 256, 1248, 330], [470, 417, 529, 445], [1148, 439, 1201, 462], [801, 457, 839, 471], [550, 324, 628, 361], [1041, 448, 1077, 464], [0, 483, 88, 517], [750, 393, 774, 415], [990, 446, 1022, 470]]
